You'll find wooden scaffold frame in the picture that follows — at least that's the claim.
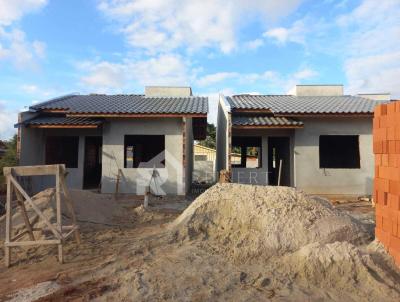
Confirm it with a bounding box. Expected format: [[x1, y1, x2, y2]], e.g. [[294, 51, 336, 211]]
[[3, 164, 81, 267]]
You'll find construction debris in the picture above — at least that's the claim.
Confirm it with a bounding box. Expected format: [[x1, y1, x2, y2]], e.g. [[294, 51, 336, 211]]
[[0, 184, 399, 301], [2, 165, 80, 267]]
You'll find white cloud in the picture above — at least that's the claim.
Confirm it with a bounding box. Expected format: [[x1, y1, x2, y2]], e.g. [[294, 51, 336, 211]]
[[132, 54, 190, 86], [0, 101, 17, 140], [21, 84, 39, 93], [0, 1, 48, 68], [338, 0, 400, 96], [78, 54, 192, 92], [80, 61, 126, 91], [196, 67, 317, 91], [264, 18, 307, 45], [97, 0, 303, 54], [244, 38, 264, 50], [0, 0, 47, 25], [20, 83, 54, 97], [197, 72, 239, 87]]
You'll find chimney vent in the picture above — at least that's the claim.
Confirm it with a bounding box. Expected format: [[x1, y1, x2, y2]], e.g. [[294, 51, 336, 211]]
[[145, 86, 192, 97], [289, 84, 343, 96]]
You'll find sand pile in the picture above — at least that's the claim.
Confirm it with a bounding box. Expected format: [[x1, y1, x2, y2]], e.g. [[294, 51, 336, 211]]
[[168, 183, 400, 300], [171, 183, 370, 262], [0, 189, 124, 242]]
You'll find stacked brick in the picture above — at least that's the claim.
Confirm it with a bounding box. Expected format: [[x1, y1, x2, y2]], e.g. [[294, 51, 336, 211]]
[[373, 101, 400, 266]]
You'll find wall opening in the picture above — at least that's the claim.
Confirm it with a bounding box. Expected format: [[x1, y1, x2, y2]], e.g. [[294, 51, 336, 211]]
[[83, 136, 103, 189], [124, 135, 165, 168], [268, 137, 290, 186], [231, 136, 262, 168], [319, 135, 360, 169], [45, 136, 79, 168]]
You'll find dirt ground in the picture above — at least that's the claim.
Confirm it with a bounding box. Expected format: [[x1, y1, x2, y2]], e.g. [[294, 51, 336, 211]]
[[0, 187, 396, 302]]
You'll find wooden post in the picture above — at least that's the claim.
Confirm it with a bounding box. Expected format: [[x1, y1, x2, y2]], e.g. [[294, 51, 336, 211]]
[[56, 166, 63, 263], [15, 189, 35, 241], [144, 186, 150, 208], [5, 175, 11, 268], [277, 159, 283, 186], [4, 165, 80, 268], [115, 169, 122, 200], [60, 170, 81, 244]]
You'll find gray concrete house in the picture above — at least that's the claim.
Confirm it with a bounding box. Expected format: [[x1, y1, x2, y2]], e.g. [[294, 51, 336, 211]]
[[216, 85, 385, 196], [17, 86, 208, 195]]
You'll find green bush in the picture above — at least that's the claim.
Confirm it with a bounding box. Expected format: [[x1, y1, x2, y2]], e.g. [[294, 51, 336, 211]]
[[0, 135, 18, 192]]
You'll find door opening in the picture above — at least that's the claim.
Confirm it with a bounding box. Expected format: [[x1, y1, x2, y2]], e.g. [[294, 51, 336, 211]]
[[83, 136, 102, 189], [268, 137, 290, 186]]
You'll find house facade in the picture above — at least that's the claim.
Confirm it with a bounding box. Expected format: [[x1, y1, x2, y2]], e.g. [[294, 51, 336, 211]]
[[216, 85, 386, 196], [17, 86, 208, 195]]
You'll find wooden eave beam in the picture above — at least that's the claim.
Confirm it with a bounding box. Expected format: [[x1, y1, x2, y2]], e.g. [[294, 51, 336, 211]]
[[41, 109, 69, 113], [274, 113, 373, 117], [231, 108, 272, 113], [28, 124, 99, 129], [232, 125, 304, 129], [66, 113, 207, 118]]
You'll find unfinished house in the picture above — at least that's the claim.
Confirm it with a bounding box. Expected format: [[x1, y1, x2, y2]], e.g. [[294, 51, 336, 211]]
[[216, 85, 387, 195], [17, 86, 208, 195]]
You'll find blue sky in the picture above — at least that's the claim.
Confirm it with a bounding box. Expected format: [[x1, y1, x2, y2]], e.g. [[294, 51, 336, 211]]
[[0, 0, 399, 139]]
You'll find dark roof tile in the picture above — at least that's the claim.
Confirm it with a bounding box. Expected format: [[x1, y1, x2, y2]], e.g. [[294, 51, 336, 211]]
[[30, 94, 208, 115], [227, 95, 380, 114], [232, 116, 303, 127]]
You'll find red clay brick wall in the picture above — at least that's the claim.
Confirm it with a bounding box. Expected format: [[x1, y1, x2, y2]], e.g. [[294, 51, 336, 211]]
[[373, 101, 400, 266]]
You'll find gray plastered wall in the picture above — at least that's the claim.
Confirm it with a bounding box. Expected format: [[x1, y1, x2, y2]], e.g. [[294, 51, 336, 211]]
[[294, 117, 373, 195], [19, 112, 102, 192], [101, 118, 185, 195], [216, 95, 231, 176]]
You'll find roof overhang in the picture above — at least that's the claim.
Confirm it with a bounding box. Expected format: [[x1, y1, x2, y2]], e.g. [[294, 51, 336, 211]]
[[231, 108, 272, 113], [28, 124, 100, 129], [20, 116, 104, 129], [232, 125, 303, 129], [65, 113, 207, 118], [273, 113, 373, 117]]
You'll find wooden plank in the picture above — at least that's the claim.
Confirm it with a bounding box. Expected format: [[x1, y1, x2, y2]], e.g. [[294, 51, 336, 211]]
[[277, 160, 283, 186], [5, 176, 11, 267], [63, 226, 79, 240], [60, 169, 81, 244], [115, 169, 122, 200], [232, 125, 304, 129], [67, 113, 207, 118], [56, 166, 63, 263], [5, 240, 61, 247], [62, 225, 76, 230], [15, 189, 35, 241], [5, 165, 60, 176], [9, 175, 61, 239], [274, 113, 373, 117], [29, 125, 99, 129]]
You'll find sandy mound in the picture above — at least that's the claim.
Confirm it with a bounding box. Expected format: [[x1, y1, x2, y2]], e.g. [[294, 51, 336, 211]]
[[0, 189, 124, 242], [171, 183, 370, 262]]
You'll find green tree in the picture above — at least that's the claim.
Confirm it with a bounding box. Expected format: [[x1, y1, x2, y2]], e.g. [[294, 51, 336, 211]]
[[198, 123, 216, 149], [0, 135, 18, 189]]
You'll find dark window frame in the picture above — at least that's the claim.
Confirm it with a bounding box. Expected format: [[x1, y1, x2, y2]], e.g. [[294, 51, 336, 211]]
[[124, 135, 166, 168], [319, 135, 361, 169], [45, 136, 79, 168]]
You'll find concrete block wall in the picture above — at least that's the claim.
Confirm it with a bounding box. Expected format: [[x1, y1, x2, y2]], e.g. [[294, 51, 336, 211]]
[[373, 101, 400, 267]]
